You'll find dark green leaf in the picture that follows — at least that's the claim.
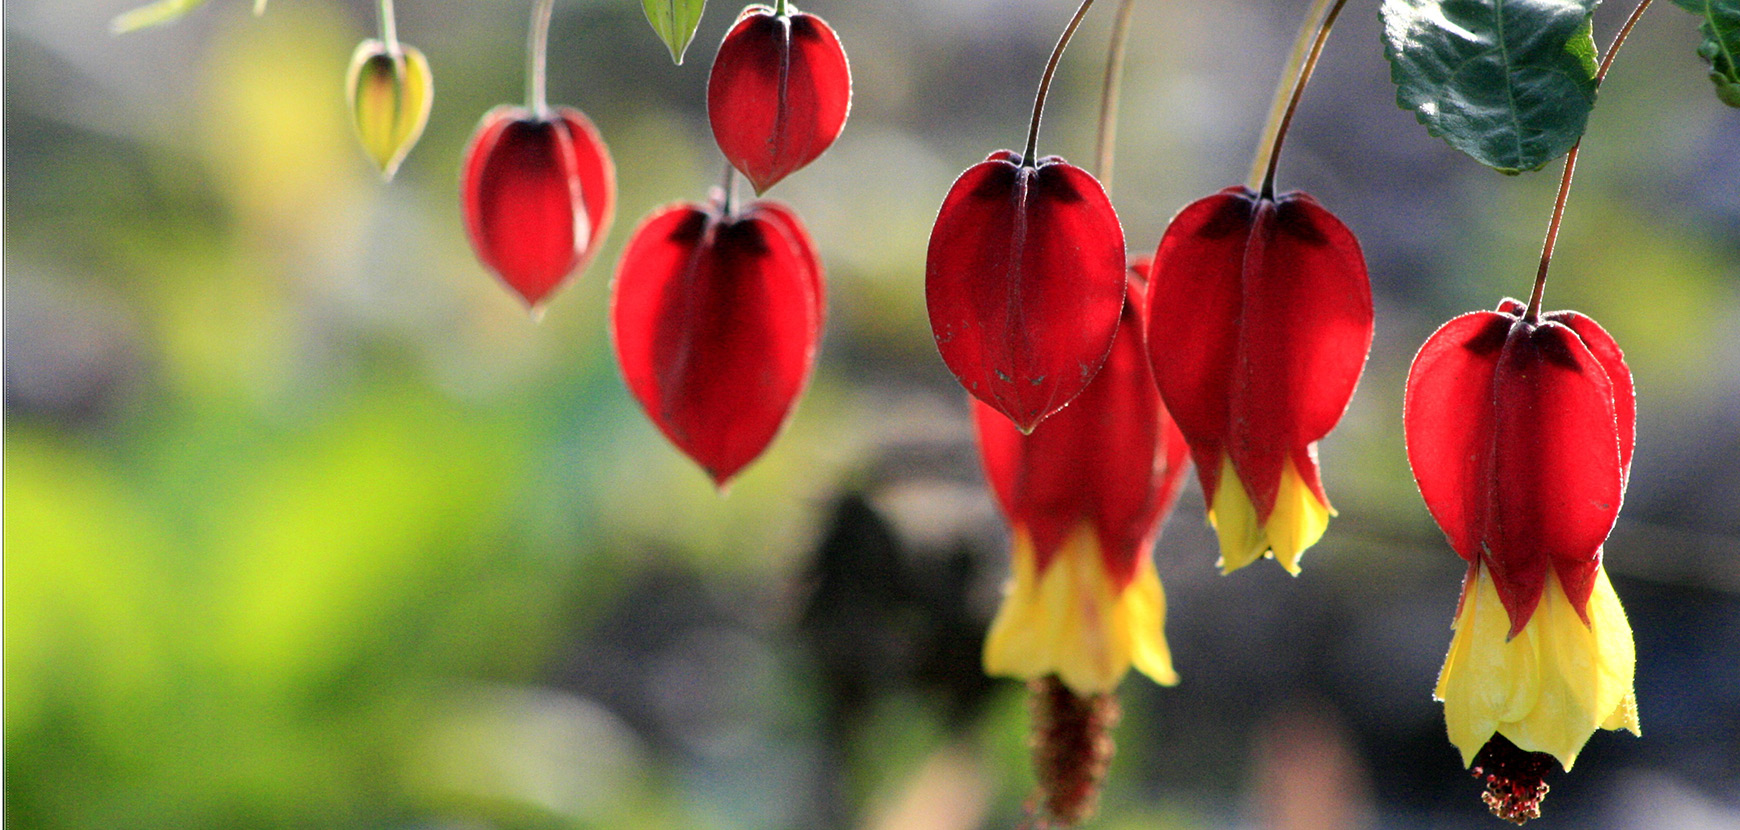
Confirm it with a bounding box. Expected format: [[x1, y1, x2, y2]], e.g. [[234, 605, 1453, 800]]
[[642, 0, 708, 65], [1672, 0, 1740, 106], [1381, 0, 1602, 173]]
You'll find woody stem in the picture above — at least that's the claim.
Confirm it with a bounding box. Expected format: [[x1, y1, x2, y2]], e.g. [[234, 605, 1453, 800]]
[[1024, 0, 1100, 166], [1526, 0, 1656, 321]]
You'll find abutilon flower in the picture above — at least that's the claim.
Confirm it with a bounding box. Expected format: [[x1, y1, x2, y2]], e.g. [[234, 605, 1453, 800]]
[[1146, 186, 1372, 574], [611, 191, 823, 488], [930, 151, 1127, 434], [707, 4, 851, 194], [346, 38, 433, 180], [1406, 298, 1639, 822], [975, 263, 1190, 696], [460, 105, 616, 309]]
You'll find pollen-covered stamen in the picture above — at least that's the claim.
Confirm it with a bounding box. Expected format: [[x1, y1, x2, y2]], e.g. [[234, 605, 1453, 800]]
[[1471, 734, 1556, 825], [1029, 675, 1119, 827]]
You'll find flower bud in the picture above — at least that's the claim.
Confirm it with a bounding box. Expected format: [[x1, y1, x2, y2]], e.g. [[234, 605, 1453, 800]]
[[610, 194, 823, 487], [345, 38, 433, 181], [460, 105, 616, 309], [708, 4, 851, 193]]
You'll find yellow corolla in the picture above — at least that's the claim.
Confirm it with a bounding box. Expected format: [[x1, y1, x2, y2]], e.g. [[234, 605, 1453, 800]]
[[1437, 563, 1640, 771], [983, 524, 1178, 696], [1206, 455, 1331, 575]]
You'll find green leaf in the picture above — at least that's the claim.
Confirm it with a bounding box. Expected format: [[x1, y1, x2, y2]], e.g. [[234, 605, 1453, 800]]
[[642, 0, 708, 64], [1381, 0, 1602, 173], [1672, 0, 1740, 106]]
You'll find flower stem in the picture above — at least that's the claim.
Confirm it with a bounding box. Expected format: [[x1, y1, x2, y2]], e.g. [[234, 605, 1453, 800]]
[[1093, 0, 1137, 190], [1255, 0, 1348, 200], [377, 0, 398, 53], [1247, 0, 1332, 191], [718, 162, 740, 216], [526, 0, 557, 116], [1525, 0, 1656, 321], [1024, 0, 1100, 166]]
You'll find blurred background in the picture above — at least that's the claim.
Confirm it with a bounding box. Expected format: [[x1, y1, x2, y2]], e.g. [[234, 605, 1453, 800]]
[[6, 0, 1739, 828]]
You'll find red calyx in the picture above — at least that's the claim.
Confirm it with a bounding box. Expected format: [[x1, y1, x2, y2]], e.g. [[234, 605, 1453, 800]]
[[1404, 299, 1633, 634], [929, 151, 1127, 434], [1145, 185, 1372, 519], [610, 194, 824, 488], [460, 105, 616, 309], [973, 261, 1190, 588], [707, 4, 851, 194]]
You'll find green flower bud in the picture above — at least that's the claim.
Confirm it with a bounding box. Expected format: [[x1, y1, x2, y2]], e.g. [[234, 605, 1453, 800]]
[[346, 38, 433, 180]]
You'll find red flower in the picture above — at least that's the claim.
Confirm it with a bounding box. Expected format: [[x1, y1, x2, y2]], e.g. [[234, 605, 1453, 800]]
[[1145, 186, 1371, 574], [611, 193, 823, 488], [707, 4, 851, 194], [1406, 299, 1638, 776], [460, 105, 615, 309], [928, 151, 1126, 434], [975, 262, 1190, 695]]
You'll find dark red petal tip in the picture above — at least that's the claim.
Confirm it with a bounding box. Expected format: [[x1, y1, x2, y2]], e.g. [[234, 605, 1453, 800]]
[[461, 105, 615, 308], [928, 155, 1126, 433], [611, 199, 823, 487], [707, 7, 851, 193]]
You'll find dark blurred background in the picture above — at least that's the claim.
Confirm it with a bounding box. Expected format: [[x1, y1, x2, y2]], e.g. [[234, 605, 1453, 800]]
[[6, 0, 1739, 828]]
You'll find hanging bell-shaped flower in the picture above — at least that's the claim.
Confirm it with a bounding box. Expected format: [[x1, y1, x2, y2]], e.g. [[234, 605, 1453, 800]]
[[707, 3, 851, 194], [1145, 185, 1372, 575], [610, 192, 824, 487], [929, 151, 1127, 434], [460, 105, 616, 310], [345, 38, 433, 180], [1405, 298, 1639, 820], [976, 260, 1190, 696]]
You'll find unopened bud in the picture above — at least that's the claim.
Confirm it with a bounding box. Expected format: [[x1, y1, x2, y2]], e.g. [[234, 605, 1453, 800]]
[[346, 38, 433, 180]]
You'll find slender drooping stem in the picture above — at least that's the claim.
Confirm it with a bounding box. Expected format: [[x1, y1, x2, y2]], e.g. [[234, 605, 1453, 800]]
[[377, 0, 398, 53], [718, 162, 740, 216], [1247, 0, 1334, 190], [1024, 0, 1101, 166], [526, 0, 557, 115], [1093, 0, 1137, 188], [1256, 0, 1348, 199], [774, 0, 790, 16], [1526, 0, 1656, 320]]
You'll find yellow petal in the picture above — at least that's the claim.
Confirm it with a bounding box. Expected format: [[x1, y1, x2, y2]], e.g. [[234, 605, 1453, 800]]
[[1436, 563, 1639, 770], [1207, 456, 1266, 573], [1206, 455, 1331, 575], [983, 525, 1178, 695], [1264, 455, 1332, 574]]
